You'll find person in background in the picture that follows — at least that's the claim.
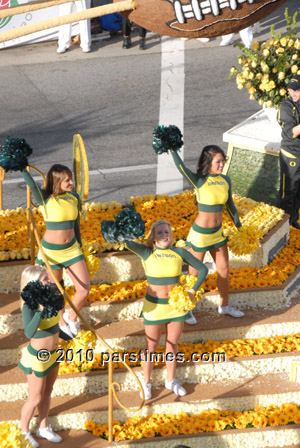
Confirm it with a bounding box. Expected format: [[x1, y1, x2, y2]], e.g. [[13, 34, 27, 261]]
[[278, 74, 300, 229], [170, 146, 245, 324], [57, 0, 92, 53], [122, 18, 147, 50], [19, 266, 63, 448], [220, 26, 253, 48]]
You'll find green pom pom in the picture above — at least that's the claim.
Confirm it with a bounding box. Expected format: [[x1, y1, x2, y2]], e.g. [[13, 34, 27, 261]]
[[116, 209, 145, 241], [101, 209, 145, 243], [0, 137, 32, 172], [21, 280, 64, 318], [152, 125, 183, 155], [101, 220, 119, 244]]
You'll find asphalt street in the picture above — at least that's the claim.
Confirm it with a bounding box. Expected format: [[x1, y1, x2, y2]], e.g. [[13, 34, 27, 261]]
[[0, 0, 299, 209]]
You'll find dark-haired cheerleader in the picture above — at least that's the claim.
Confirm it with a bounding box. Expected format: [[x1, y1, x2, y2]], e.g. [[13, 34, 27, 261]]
[[170, 146, 244, 322], [18, 266, 63, 447]]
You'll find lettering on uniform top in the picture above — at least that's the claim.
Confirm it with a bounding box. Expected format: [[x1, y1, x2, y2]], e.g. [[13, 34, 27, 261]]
[[154, 253, 177, 259], [207, 181, 226, 186], [55, 195, 76, 202]]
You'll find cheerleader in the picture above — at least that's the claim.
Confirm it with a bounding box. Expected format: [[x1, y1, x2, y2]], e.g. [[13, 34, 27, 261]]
[[19, 266, 63, 447], [170, 145, 244, 323], [22, 164, 90, 338]]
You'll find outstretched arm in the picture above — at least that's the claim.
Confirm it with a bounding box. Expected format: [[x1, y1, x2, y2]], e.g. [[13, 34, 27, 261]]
[[170, 151, 199, 188], [125, 241, 152, 261], [21, 169, 48, 205]]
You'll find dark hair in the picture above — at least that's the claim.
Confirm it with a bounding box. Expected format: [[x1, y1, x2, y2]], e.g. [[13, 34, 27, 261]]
[[45, 164, 72, 196], [196, 145, 226, 178]]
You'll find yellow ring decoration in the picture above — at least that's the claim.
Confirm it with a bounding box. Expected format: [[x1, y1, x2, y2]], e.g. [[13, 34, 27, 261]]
[[73, 134, 89, 202], [27, 165, 46, 208]]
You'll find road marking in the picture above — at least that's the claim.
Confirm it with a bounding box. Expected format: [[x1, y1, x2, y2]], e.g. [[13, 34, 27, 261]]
[[156, 36, 185, 195], [3, 163, 158, 184]]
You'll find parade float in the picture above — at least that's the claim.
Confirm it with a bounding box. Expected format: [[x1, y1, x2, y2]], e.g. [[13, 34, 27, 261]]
[[3, 1, 300, 447]]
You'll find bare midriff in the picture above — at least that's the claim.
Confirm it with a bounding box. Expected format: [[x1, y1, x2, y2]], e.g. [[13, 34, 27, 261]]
[[195, 210, 223, 228], [44, 228, 75, 245], [31, 333, 59, 351], [147, 283, 175, 299]]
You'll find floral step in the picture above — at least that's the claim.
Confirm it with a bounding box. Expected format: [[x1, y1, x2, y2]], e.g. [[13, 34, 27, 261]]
[[1, 351, 300, 402], [0, 216, 290, 294], [1, 370, 300, 424], [2, 311, 300, 363], [2, 265, 300, 336]]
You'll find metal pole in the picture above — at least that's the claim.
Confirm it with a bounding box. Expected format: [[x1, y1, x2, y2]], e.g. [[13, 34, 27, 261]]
[[108, 358, 113, 443]]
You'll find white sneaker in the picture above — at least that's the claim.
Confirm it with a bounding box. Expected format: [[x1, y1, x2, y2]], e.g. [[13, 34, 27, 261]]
[[82, 46, 91, 53], [218, 305, 244, 318], [59, 324, 73, 339], [165, 379, 186, 396], [57, 46, 69, 54], [197, 37, 210, 42], [140, 380, 152, 400], [36, 425, 62, 443], [63, 312, 80, 336], [185, 311, 197, 325], [22, 432, 39, 448], [220, 37, 234, 46]]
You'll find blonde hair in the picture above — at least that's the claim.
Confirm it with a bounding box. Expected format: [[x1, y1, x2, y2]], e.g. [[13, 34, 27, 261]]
[[146, 220, 172, 248], [20, 265, 46, 309]]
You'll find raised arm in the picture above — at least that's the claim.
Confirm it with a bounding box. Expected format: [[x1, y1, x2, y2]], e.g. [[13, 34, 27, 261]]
[[170, 151, 199, 188], [173, 247, 208, 291], [125, 240, 152, 261], [224, 176, 241, 228], [22, 304, 43, 339], [21, 169, 48, 205]]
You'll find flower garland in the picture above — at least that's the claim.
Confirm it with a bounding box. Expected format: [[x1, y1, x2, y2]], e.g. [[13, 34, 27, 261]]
[[85, 403, 300, 441], [57, 331, 300, 375], [0, 421, 31, 447], [0, 192, 285, 261]]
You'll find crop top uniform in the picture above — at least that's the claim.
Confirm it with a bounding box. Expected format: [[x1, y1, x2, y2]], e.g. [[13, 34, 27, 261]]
[[18, 304, 60, 377], [125, 241, 208, 324], [171, 152, 241, 252], [22, 169, 84, 269]]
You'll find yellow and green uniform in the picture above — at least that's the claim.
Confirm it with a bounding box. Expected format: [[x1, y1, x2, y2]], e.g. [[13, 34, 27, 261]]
[[171, 152, 241, 252], [278, 97, 300, 226], [125, 241, 208, 324], [22, 170, 84, 269], [18, 304, 60, 377]]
